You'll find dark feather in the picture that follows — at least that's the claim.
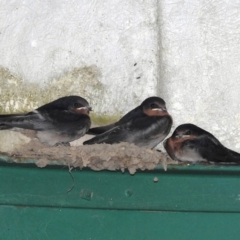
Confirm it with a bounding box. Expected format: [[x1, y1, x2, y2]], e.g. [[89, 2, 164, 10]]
[[87, 106, 144, 135], [183, 134, 240, 164], [84, 116, 172, 148]]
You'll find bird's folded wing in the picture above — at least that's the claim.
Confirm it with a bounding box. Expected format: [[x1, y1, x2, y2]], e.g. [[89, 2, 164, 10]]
[[87, 106, 144, 135], [0, 112, 44, 130], [187, 135, 240, 164], [84, 116, 172, 145]]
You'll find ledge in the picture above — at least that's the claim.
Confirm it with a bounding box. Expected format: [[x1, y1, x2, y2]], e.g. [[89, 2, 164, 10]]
[[0, 156, 240, 213]]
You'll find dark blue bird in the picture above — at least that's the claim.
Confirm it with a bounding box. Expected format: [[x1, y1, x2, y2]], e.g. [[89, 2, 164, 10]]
[[164, 123, 240, 164], [0, 96, 92, 146], [84, 97, 172, 149]]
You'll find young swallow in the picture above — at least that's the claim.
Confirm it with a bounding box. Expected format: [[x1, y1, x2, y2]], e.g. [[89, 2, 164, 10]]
[[0, 96, 92, 146], [164, 123, 240, 164], [83, 97, 172, 148]]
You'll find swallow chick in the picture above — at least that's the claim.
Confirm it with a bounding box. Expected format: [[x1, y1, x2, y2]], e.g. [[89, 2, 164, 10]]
[[0, 96, 92, 146], [164, 123, 240, 164], [83, 97, 172, 148]]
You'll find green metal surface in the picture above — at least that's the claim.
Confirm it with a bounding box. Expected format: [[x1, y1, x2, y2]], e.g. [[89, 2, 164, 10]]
[[1, 207, 240, 240], [1, 161, 240, 239]]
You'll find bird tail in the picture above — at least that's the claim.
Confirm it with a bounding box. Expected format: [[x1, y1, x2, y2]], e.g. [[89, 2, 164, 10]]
[[87, 123, 116, 135], [0, 123, 12, 130], [226, 150, 240, 164], [0, 113, 27, 130], [228, 148, 240, 157], [215, 149, 240, 165], [83, 131, 110, 145]]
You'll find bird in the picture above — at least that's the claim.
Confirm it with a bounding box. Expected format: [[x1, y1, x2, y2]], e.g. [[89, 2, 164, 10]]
[[164, 123, 240, 164], [83, 96, 172, 148], [0, 95, 92, 146]]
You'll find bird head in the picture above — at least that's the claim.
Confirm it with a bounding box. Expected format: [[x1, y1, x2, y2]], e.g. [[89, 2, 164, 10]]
[[171, 123, 206, 140], [40, 96, 92, 115], [68, 97, 92, 115], [141, 96, 169, 117]]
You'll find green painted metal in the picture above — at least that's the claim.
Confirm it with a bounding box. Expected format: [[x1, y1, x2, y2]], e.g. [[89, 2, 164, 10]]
[[1, 162, 240, 212], [1, 160, 240, 239], [1, 206, 240, 240]]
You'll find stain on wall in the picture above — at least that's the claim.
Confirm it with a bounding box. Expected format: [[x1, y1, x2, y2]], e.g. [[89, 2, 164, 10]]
[[0, 66, 108, 121], [0, 0, 159, 117]]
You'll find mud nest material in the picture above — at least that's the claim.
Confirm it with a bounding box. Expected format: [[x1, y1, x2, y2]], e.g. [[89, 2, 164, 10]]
[[1, 136, 175, 174]]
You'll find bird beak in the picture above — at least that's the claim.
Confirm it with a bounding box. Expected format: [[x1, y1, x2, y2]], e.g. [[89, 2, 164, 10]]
[[77, 106, 92, 111], [74, 106, 93, 115], [152, 107, 167, 112], [176, 133, 191, 139], [176, 134, 182, 139]]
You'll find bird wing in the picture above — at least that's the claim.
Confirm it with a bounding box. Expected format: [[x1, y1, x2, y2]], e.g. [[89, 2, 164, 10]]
[[87, 123, 116, 135], [0, 109, 90, 133], [38, 109, 91, 133], [87, 106, 144, 135], [117, 106, 144, 124], [84, 125, 126, 144], [130, 115, 172, 139], [0, 111, 46, 130], [184, 134, 240, 164], [84, 116, 172, 145]]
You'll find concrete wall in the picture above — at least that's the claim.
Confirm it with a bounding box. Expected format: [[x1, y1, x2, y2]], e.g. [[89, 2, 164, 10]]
[[158, 0, 240, 150], [0, 0, 159, 115], [0, 0, 240, 151]]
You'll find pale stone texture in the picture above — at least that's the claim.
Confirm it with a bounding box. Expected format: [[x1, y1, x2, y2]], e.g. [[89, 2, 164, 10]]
[[0, 0, 240, 152], [0, 0, 159, 114], [158, 0, 240, 151]]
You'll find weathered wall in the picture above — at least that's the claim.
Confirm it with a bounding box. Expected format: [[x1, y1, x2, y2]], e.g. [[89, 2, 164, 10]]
[[0, 0, 159, 116], [158, 0, 240, 151], [0, 0, 240, 151]]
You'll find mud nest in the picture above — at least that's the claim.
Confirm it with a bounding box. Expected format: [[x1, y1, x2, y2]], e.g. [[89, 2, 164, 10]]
[[0, 135, 176, 174]]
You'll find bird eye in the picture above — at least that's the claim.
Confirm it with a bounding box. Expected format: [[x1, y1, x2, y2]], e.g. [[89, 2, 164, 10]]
[[186, 130, 192, 135], [150, 103, 158, 109], [74, 102, 81, 108]]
